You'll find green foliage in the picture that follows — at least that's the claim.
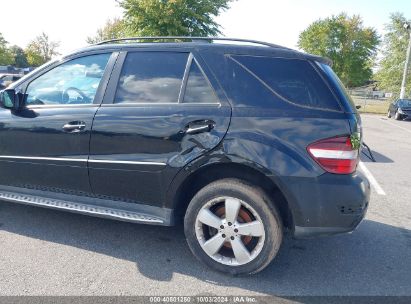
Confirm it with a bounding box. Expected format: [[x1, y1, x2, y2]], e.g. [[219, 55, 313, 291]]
[[350, 132, 361, 150], [118, 0, 234, 37], [375, 13, 411, 97], [87, 18, 128, 44], [0, 33, 14, 66], [9, 45, 29, 68], [298, 13, 379, 87], [25, 48, 45, 67], [25, 32, 60, 67]]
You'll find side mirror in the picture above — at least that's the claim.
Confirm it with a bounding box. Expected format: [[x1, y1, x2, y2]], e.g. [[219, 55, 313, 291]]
[[356, 105, 362, 110], [0, 89, 22, 111]]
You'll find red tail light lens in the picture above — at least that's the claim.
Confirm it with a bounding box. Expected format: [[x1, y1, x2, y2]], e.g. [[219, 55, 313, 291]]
[[307, 136, 359, 174]]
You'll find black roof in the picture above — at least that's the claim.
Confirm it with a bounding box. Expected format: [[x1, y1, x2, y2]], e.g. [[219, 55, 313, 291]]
[[69, 37, 332, 66]]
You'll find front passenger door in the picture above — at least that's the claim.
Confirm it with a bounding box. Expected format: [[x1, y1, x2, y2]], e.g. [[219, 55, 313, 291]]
[[0, 53, 114, 195]]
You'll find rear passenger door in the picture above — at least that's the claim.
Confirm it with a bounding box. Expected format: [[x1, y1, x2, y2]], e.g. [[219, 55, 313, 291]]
[[89, 50, 231, 207]]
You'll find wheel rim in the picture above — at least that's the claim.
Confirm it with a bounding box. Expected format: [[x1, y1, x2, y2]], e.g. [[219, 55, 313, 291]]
[[195, 196, 266, 266]]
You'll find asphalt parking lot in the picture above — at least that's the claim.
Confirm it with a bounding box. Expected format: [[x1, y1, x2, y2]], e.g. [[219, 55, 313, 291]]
[[0, 114, 410, 296]]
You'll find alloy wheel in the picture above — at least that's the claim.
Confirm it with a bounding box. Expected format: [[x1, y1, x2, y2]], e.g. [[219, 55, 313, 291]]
[[195, 196, 265, 266]]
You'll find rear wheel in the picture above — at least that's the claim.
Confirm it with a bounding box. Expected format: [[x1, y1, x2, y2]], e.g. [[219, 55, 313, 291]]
[[387, 110, 391, 118], [184, 179, 283, 275]]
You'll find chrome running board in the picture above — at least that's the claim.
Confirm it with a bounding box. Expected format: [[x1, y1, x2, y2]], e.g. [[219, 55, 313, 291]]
[[0, 190, 166, 225]]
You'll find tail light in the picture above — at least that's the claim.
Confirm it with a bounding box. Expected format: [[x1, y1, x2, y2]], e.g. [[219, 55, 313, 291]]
[[307, 136, 359, 174]]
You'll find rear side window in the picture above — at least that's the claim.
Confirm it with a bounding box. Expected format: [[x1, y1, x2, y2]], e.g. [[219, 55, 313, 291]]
[[317, 63, 356, 113], [232, 55, 340, 111], [115, 52, 188, 104], [183, 60, 219, 104]]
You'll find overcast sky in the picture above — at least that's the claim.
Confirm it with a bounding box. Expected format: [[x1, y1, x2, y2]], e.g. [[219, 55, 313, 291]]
[[0, 0, 410, 54]]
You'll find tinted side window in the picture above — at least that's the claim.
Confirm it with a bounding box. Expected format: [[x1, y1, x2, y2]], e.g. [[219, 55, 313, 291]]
[[183, 60, 219, 104], [226, 58, 280, 108], [233, 56, 340, 111], [317, 63, 356, 112], [26, 53, 111, 106], [114, 52, 188, 104]]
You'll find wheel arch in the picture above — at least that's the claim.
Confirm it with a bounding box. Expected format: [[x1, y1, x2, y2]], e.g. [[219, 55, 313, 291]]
[[168, 160, 294, 230]]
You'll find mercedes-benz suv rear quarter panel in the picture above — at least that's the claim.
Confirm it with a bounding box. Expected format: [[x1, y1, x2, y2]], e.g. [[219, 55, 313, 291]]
[[201, 51, 361, 230]]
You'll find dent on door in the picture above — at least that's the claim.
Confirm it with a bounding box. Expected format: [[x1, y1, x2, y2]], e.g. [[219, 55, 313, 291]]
[[88, 104, 231, 206], [168, 118, 220, 168]]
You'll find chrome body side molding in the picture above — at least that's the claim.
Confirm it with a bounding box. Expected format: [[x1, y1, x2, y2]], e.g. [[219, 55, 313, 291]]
[[0, 155, 166, 166]]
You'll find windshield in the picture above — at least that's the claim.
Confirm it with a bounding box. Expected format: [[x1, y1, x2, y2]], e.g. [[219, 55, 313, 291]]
[[398, 99, 411, 107]]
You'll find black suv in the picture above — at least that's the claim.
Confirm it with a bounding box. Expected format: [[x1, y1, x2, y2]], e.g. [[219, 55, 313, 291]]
[[0, 37, 370, 275]]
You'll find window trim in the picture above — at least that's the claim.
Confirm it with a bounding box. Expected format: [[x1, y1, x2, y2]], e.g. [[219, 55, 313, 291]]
[[23, 51, 118, 109], [180, 54, 221, 105], [178, 53, 194, 103]]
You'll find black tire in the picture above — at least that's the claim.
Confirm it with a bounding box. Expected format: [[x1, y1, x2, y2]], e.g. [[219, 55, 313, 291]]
[[387, 110, 391, 118], [395, 111, 402, 120], [184, 178, 283, 275]]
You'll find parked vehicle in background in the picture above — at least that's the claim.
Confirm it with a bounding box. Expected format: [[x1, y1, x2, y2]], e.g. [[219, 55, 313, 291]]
[[0, 37, 370, 275], [371, 91, 385, 99], [387, 99, 411, 120], [0, 74, 23, 90]]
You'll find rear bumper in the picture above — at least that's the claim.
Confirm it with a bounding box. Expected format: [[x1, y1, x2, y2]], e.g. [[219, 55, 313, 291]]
[[276, 171, 370, 239]]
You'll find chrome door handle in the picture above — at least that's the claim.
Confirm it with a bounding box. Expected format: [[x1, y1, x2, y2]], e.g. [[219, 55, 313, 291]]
[[63, 121, 86, 133], [185, 120, 215, 135], [186, 125, 211, 134]]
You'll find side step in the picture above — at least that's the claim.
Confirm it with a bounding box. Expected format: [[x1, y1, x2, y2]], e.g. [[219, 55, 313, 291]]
[[0, 190, 166, 225]]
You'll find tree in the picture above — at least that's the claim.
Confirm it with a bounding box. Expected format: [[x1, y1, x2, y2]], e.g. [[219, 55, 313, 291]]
[[25, 32, 60, 67], [9, 45, 29, 68], [87, 18, 128, 44], [298, 13, 379, 87], [118, 0, 234, 37], [25, 48, 45, 67], [375, 13, 411, 97], [0, 33, 13, 66]]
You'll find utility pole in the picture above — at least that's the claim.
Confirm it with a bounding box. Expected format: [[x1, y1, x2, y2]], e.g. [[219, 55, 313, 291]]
[[400, 22, 411, 99]]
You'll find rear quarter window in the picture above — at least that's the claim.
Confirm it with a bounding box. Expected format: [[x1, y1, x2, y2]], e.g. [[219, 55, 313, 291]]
[[317, 63, 357, 113], [231, 55, 341, 111]]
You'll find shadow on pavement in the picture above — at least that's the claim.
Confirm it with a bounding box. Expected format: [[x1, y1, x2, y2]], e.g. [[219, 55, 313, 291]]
[[361, 149, 394, 163], [1, 201, 411, 296]]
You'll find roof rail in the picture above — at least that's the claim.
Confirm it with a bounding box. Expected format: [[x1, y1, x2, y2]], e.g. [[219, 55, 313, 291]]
[[95, 36, 292, 50]]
